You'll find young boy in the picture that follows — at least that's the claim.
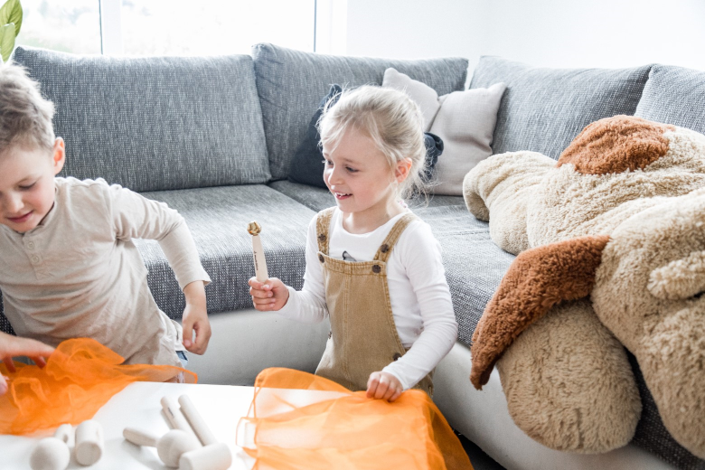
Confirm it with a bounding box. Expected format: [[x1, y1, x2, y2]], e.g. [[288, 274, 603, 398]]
[[0, 63, 211, 369]]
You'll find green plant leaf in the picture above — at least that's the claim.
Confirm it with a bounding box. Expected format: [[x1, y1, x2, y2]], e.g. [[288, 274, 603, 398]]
[[0, 22, 15, 62], [0, 0, 22, 36]]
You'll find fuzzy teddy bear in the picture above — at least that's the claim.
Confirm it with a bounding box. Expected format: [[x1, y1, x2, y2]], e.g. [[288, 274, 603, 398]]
[[463, 115, 705, 457]]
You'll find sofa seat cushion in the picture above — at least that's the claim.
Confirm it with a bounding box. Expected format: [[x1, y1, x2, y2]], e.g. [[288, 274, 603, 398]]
[[252, 43, 469, 180], [470, 57, 653, 159], [12, 46, 271, 192], [635, 64, 705, 134], [136, 185, 315, 318], [269, 180, 466, 213], [415, 205, 516, 346]]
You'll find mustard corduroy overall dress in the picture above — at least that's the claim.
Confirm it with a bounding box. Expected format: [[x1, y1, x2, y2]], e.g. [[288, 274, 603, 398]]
[[313, 207, 434, 396]]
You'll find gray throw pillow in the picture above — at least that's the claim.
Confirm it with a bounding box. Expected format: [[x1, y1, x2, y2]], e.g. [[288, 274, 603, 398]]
[[252, 43, 469, 180], [383, 68, 506, 196], [635, 64, 705, 133], [470, 56, 653, 160]]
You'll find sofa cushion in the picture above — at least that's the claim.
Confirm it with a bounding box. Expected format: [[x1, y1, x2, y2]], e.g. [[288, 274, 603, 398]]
[[288, 84, 342, 189], [136, 185, 315, 317], [11, 46, 271, 192], [635, 64, 705, 134], [252, 43, 469, 180], [470, 57, 652, 159], [268, 180, 465, 213], [415, 205, 516, 346]]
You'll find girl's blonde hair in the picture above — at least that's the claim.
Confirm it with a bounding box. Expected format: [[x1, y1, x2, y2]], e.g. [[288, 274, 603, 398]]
[[317, 85, 427, 200], [0, 63, 55, 156]]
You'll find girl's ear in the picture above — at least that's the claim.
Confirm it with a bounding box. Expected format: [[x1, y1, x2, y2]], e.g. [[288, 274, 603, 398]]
[[52, 138, 66, 175], [395, 158, 413, 183]]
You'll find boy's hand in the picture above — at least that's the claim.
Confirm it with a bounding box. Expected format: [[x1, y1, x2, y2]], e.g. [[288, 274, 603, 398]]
[[0, 332, 54, 396], [248, 277, 289, 311], [181, 281, 211, 355], [367, 371, 403, 402]]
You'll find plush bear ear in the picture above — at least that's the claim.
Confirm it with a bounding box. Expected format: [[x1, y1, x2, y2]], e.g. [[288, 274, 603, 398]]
[[648, 251, 705, 300], [470, 235, 610, 389]]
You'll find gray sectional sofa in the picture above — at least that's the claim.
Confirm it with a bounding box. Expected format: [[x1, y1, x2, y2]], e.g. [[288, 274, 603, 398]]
[[3, 43, 704, 470]]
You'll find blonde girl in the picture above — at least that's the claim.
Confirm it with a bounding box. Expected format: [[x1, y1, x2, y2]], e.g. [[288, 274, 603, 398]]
[[249, 86, 457, 401]]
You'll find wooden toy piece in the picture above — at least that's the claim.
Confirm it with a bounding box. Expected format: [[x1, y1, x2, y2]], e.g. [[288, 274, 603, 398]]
[[160, 396, 196, 436], [75, 419, 103, 466], [178, 395, 217, 446], [178, 442, 232, 470], [123, 427, 200, 468], [29, 437, 70, 470], [247, 221, 269, 282], [53, 424, 74, 447]]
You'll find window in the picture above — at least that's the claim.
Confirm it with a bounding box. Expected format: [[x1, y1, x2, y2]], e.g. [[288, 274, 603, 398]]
[[15, 0, 316, 56], [15, 0, 101, 54]]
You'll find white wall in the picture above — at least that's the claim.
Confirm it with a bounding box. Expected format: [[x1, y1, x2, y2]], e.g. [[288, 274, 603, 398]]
[[337, 0, 705, 75]]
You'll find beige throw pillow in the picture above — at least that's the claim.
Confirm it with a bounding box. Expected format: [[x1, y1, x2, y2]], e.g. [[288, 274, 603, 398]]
[[383, 68, 506, 195]]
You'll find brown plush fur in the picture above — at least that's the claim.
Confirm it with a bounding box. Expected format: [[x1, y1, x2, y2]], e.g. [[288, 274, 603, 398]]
[[470, 235, 610, 389], [558, 115, 674, 175]]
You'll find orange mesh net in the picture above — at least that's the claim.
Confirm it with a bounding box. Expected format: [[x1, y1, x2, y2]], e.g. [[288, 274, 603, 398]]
[[237, 368, 473, 470], [0, 338, 195, 435]]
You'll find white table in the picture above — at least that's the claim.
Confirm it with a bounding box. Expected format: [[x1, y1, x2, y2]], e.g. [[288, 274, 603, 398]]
[[2, 382, 264, 469]]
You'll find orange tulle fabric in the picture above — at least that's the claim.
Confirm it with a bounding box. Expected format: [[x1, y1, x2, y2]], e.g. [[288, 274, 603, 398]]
[[237, 368, 473, 470], [0, 338, 195, 435]]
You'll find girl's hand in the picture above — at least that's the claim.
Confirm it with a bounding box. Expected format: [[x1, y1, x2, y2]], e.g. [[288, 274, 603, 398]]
[[0, 332, 55, 396], [366, 371, 403, 402], [248, 277, 289, 311], [181, 281, 211, 354]]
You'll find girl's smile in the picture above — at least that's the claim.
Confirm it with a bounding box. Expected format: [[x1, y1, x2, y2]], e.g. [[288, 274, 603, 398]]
[[322, 128, 409, 234]]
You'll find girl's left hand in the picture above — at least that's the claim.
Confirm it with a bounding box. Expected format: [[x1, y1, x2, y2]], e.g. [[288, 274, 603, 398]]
[[366, 371, 403, 402]]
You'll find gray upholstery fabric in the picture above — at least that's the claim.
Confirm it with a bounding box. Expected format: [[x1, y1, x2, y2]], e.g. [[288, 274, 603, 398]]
[[635, 65, 705, 134], [252, 43, 469, 180], [12, 46, 271, 192], [470, 57, 652, 159], [136, 185, 314, 317], [268, 180, 465, 213], [416, 206, 515, 345], [629, 354, 705, 470]]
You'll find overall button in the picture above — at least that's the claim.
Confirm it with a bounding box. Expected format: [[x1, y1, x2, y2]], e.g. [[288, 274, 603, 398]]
[[318, 234, 327, 241], [392, 352, 402, 361], [372, 265, 381, 273], [318, 254, 325, 263], [328, 331, 332, 339], [380, 244, 389, 253]]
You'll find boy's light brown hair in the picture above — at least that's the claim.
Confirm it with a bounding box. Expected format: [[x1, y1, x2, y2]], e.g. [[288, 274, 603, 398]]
[[0, 63, 55, 156]]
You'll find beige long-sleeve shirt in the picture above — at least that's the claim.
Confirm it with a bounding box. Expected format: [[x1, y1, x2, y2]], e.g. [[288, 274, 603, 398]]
[[0, 177, 211, 367]]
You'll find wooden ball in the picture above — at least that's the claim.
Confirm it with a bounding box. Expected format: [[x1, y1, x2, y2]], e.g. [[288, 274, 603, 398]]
[[30, 437, 70, 470]]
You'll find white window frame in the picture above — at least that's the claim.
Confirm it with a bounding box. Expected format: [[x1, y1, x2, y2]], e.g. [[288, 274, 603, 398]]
[[99, 0, 336, 56], [99, 0, 123, 55]]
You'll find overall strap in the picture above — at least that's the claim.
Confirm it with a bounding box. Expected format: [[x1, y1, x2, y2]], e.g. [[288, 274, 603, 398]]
[[316, 207, 336, 255], [374, 213, 418, 263]]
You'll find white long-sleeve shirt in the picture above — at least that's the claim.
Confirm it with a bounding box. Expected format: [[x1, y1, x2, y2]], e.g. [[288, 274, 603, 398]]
[[0, 177, 211, 367], [279, 208, 458, 390]]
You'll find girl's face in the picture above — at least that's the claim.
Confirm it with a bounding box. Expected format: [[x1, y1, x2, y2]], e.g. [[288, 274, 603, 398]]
[[0, 139, 64, 233], [322, 128, 410, 230]]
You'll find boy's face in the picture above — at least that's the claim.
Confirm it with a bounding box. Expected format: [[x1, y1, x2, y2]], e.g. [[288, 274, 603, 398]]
[[0, 139, 65, 233]]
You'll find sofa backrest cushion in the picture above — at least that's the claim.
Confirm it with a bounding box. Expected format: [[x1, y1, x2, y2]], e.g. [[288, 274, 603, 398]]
[[635, 64, 705, 134], [12, 46, 271, 192], [470, 56, 653, 159], [252, 43, 469, 180]]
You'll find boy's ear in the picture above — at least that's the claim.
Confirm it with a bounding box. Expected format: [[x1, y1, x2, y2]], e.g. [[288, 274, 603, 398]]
[[52, 138, 65, 175], [395, 158, 413, 182]]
